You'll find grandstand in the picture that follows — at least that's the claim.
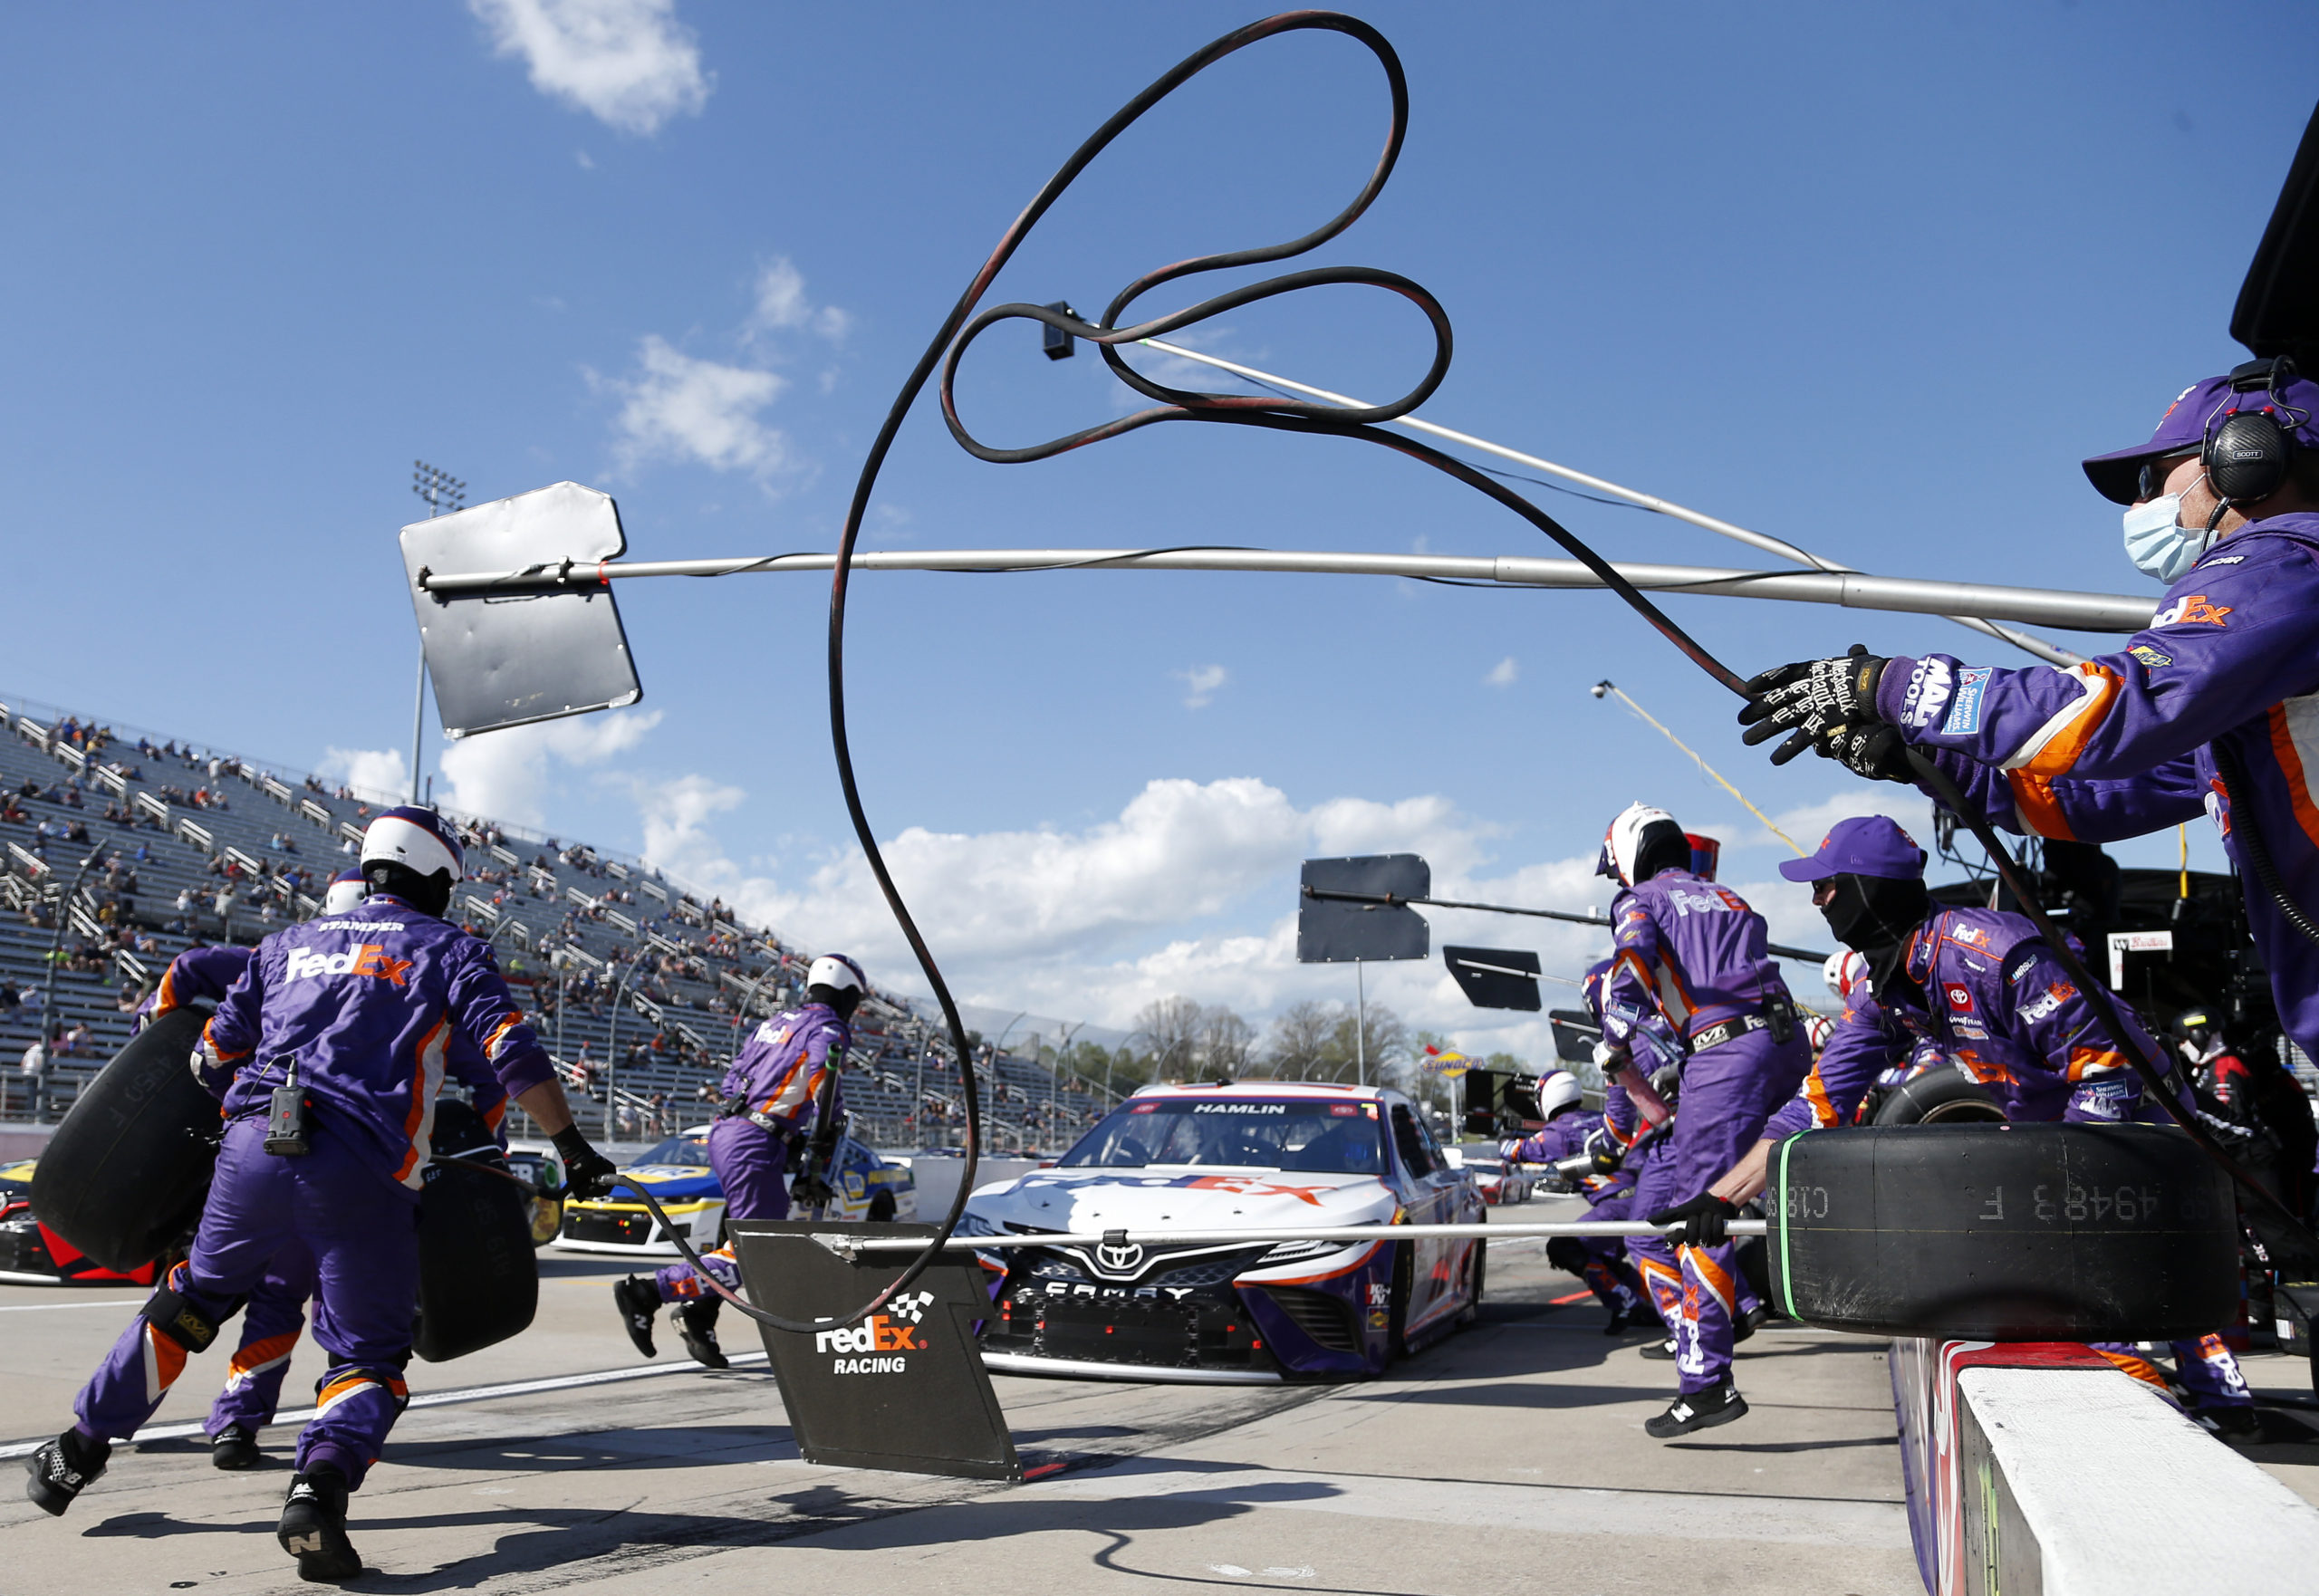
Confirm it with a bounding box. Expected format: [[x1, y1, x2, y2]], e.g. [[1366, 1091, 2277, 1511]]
[[0, 692, 1115, 1153]]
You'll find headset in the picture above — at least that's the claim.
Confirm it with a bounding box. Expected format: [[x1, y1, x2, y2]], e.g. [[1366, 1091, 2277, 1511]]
[[2202, 356, 2307, 505]]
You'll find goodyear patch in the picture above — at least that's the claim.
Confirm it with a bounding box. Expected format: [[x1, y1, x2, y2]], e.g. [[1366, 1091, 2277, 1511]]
[[2129, 645, 2173, 669]]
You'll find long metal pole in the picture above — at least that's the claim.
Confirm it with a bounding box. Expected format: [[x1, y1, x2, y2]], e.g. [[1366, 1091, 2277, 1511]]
[[816, 1217, 1770, 1257], [409, 651, 426, 806], [415, 548, 2155, 634], [35, 849, 102, 1124], [1354, 960, 1366, 1089], [1135, 337, 2083, 667]]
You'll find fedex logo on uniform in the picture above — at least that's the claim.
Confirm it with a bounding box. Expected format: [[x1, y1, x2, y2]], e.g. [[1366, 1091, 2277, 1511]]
[[284, 944, 411, 986]]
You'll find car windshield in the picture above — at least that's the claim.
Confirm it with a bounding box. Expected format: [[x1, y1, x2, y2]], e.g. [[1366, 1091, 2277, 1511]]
[[1059, 1099, 1387, 1174], [632, 1133, 709, 1168]]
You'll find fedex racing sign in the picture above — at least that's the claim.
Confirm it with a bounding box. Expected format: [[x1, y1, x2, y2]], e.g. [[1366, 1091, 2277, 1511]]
[[813, 1292, 934, 1375]]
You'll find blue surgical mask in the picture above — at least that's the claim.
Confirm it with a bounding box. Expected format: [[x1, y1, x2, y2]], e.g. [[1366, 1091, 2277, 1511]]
[[2122, 493, 2210, 584]]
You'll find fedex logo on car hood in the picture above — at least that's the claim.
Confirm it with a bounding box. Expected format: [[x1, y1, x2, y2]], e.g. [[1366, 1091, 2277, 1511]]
[[284, 944, 411, 986]]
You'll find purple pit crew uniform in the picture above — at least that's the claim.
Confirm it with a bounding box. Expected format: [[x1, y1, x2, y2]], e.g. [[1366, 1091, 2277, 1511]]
[[69, 894, 553, 1489], [1602, 872, 1810, 1393], [1763, 904, 2250, 1413], [1875, 511, 2319, 1068], [652, 1000, 851, 1304]]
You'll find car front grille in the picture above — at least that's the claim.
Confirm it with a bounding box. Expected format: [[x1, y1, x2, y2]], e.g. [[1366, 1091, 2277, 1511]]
[[562, 1207, 660, 1246], [1258, 1286, 1359, 1352]]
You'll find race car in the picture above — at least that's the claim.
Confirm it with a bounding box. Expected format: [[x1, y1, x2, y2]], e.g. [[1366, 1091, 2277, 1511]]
[[0, 1158, 176, 1286], [505, 1140, 565, 1248], [967, 1081, 1487, 1383], [555, 1124, 916, 1255], [1443, 1143, 1535, 1206]]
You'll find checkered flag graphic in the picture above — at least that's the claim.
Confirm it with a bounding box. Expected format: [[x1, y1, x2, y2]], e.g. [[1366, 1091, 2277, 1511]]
[[887, 1291, 936, 1325]]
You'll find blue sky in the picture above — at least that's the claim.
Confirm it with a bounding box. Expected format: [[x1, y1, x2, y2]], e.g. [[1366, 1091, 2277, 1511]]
[[3, 3, 2312, 1054]]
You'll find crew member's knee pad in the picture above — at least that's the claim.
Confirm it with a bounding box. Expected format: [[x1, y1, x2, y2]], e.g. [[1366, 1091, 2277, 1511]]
[[142, 1284, 243, 1353]]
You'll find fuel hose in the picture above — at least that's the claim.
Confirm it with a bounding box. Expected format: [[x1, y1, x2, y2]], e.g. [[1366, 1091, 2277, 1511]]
[[790, 7, 2316, 1330]]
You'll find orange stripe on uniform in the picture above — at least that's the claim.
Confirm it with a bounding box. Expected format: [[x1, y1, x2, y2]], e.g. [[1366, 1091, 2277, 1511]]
[[2006, 771, 2080, 841], [2016, 663, 2122, 780], [392, 1016, 450, 1185], [2266, 707, 2319, 852], [1804, 1065, 1840, 1129], [482, 1013, 524, 1060], [201, 1016, 251, 1062], [2093, 1348, 2170, 1390], [1679, 1245, 1738, 1315], [226, 1332, 302, 1380]]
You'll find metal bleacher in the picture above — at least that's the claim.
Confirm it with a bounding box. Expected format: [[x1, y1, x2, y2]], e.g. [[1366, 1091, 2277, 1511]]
[[0, 695, 1114, 1152]]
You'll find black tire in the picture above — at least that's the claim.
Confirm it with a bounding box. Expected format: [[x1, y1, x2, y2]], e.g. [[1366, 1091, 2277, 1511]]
[[1458, 1237, 1487, 1325], [411, 1101, 539, 1362], [1767, 1122, 2237, 1340], [868, 1193, 897, 1224], [32, 1005, 219, 1273], [1872, 1067, 2006, 1126], [1385, 1239, 1414, 1357]]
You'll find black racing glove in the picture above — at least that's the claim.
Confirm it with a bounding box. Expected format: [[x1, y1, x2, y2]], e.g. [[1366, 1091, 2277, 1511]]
[[1737, 645, 1889, 765], [552, 1128, 621, 1201], [789, 1168, 836, 1207], [1649, 1192, 1738, 1247], [1820, 722, 1913, 784]]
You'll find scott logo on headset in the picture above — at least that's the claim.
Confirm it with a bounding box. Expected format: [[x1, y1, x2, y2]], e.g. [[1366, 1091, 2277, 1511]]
[[284, 944, 413, 986]]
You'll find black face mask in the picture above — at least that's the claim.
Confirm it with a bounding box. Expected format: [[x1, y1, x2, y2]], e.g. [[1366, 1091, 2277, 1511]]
[[1819, 872, 1931, 965]]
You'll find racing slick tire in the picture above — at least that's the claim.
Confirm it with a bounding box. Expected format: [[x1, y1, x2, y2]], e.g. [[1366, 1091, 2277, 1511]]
[[868, 1193, 897, 1224], [31, 1005, 220, 1273], [1767, 1122, 2237, 1340], [1872, 1067, 2006, 1126], [411, 1101, 539, 1362], [1457, 1237, 1487, 1326], [1384, 1240, 1414, 1359]]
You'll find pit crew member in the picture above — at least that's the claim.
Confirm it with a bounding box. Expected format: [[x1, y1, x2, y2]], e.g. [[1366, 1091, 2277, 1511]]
[[24, 808, 619, 1581], [612, 952, 864, 1371], [1500, 1063, 1651, 1332], [1594, 803, 1811, 1436]]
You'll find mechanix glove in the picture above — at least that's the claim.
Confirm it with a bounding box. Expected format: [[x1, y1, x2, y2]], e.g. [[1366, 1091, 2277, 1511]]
[[1649, 1192, 1737, 1247], [1737, 644, 1889, 765], [552, 1128, 621, 1201], [1820, 722, 1914, 784]]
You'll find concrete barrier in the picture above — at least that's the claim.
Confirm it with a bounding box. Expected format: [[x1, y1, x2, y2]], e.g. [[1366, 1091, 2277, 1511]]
[[1893, 1336, 2319, 1593]]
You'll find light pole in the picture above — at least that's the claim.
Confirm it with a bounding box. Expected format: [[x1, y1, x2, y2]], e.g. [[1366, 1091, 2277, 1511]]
[[409, 461, 467, 804]]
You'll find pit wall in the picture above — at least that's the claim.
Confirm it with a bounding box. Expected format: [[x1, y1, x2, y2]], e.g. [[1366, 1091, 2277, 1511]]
[[1891, 1336, 2319, 1593]]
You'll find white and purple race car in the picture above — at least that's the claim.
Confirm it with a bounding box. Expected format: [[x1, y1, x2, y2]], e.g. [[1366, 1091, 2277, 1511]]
[[965, 1081, 1487, 1383]]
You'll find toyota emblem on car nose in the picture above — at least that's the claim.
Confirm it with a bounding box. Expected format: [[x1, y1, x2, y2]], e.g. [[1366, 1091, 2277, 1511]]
[[1095, 1241, 1144, 1274]]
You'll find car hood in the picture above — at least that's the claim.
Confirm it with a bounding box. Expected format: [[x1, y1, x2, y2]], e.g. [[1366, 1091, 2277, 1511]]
[[592, 1164, 720, 1205], [966, 1168, 1397, 1233]]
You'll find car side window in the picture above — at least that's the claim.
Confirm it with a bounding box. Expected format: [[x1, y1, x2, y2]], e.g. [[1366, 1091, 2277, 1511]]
[[1390, 1104, 1434, 1177]]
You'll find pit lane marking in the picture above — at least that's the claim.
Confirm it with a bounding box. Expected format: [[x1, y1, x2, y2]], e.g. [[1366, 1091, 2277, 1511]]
[[0, 1351, 772, 1458], [0, 1298, 148, 1312]]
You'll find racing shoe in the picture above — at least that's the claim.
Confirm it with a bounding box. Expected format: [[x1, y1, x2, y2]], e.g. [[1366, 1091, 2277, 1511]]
[[2195, 1404, 2263, 1440], [24, 1427, 109, 1516], [1645, 1380, 1748, 1439], [1639, 1335, 1679, 1360], [1734, 1302, 1769, 1344], [674, 1299, 729, 1370], [1602, 1307, 1633, 1337], [278, 1467, 361, 1582], [613, 1274, 660, 1359], [212, 1424, 263, 1471]]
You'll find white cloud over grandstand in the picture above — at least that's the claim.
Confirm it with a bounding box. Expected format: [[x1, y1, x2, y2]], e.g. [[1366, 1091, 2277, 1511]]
[[436, 710, 663, 831], [316, 746, 409, 804], [599, 337, 790, 480], [470, 0, 710, 136]]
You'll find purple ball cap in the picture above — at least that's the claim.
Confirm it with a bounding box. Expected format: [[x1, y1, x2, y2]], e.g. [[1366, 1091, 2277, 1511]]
[[1777, 815, 1927, 883], [2083, 368, 2319, 505]]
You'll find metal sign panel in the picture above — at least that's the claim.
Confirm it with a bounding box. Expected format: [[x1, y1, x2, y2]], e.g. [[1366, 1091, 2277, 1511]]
[[726, 1220, 1019, 1481], [1546, 1007, 1600, 1063], [1296, 854, 1429, 964], [399, 481, 643, 738], [1442, 946, 1541, 1011]]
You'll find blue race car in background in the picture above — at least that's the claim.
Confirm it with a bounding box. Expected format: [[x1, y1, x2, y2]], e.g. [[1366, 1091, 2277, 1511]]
[[555, 1124, 915, 1255], [966, 1082, 1486, 1383]]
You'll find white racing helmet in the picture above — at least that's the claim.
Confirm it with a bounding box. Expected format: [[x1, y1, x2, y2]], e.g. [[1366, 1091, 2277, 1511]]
[[359, 806, 465, 882], [1599, 802, 1683, 888], [1536, 1069, 1583, 1118], [322, 869, 368, 916], [1823, 948, 1870, 999], [806, 953, 867, 995]]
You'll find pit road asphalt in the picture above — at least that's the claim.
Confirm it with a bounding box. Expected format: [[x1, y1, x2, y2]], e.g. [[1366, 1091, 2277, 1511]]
[[2, 1196, 2313, 1594]]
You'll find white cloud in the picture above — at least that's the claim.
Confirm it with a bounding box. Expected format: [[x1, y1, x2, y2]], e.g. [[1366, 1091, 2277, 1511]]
[[600, 336, 788, 478], [471, 0, 710, 136], [747, 258, 852, 345], [436, 709, 662, 830], [316, 746, 409, 804], [1485, 657, 1518, 687], [1763, 787, 1935, 858], [1177, 664, 1227, 709]]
